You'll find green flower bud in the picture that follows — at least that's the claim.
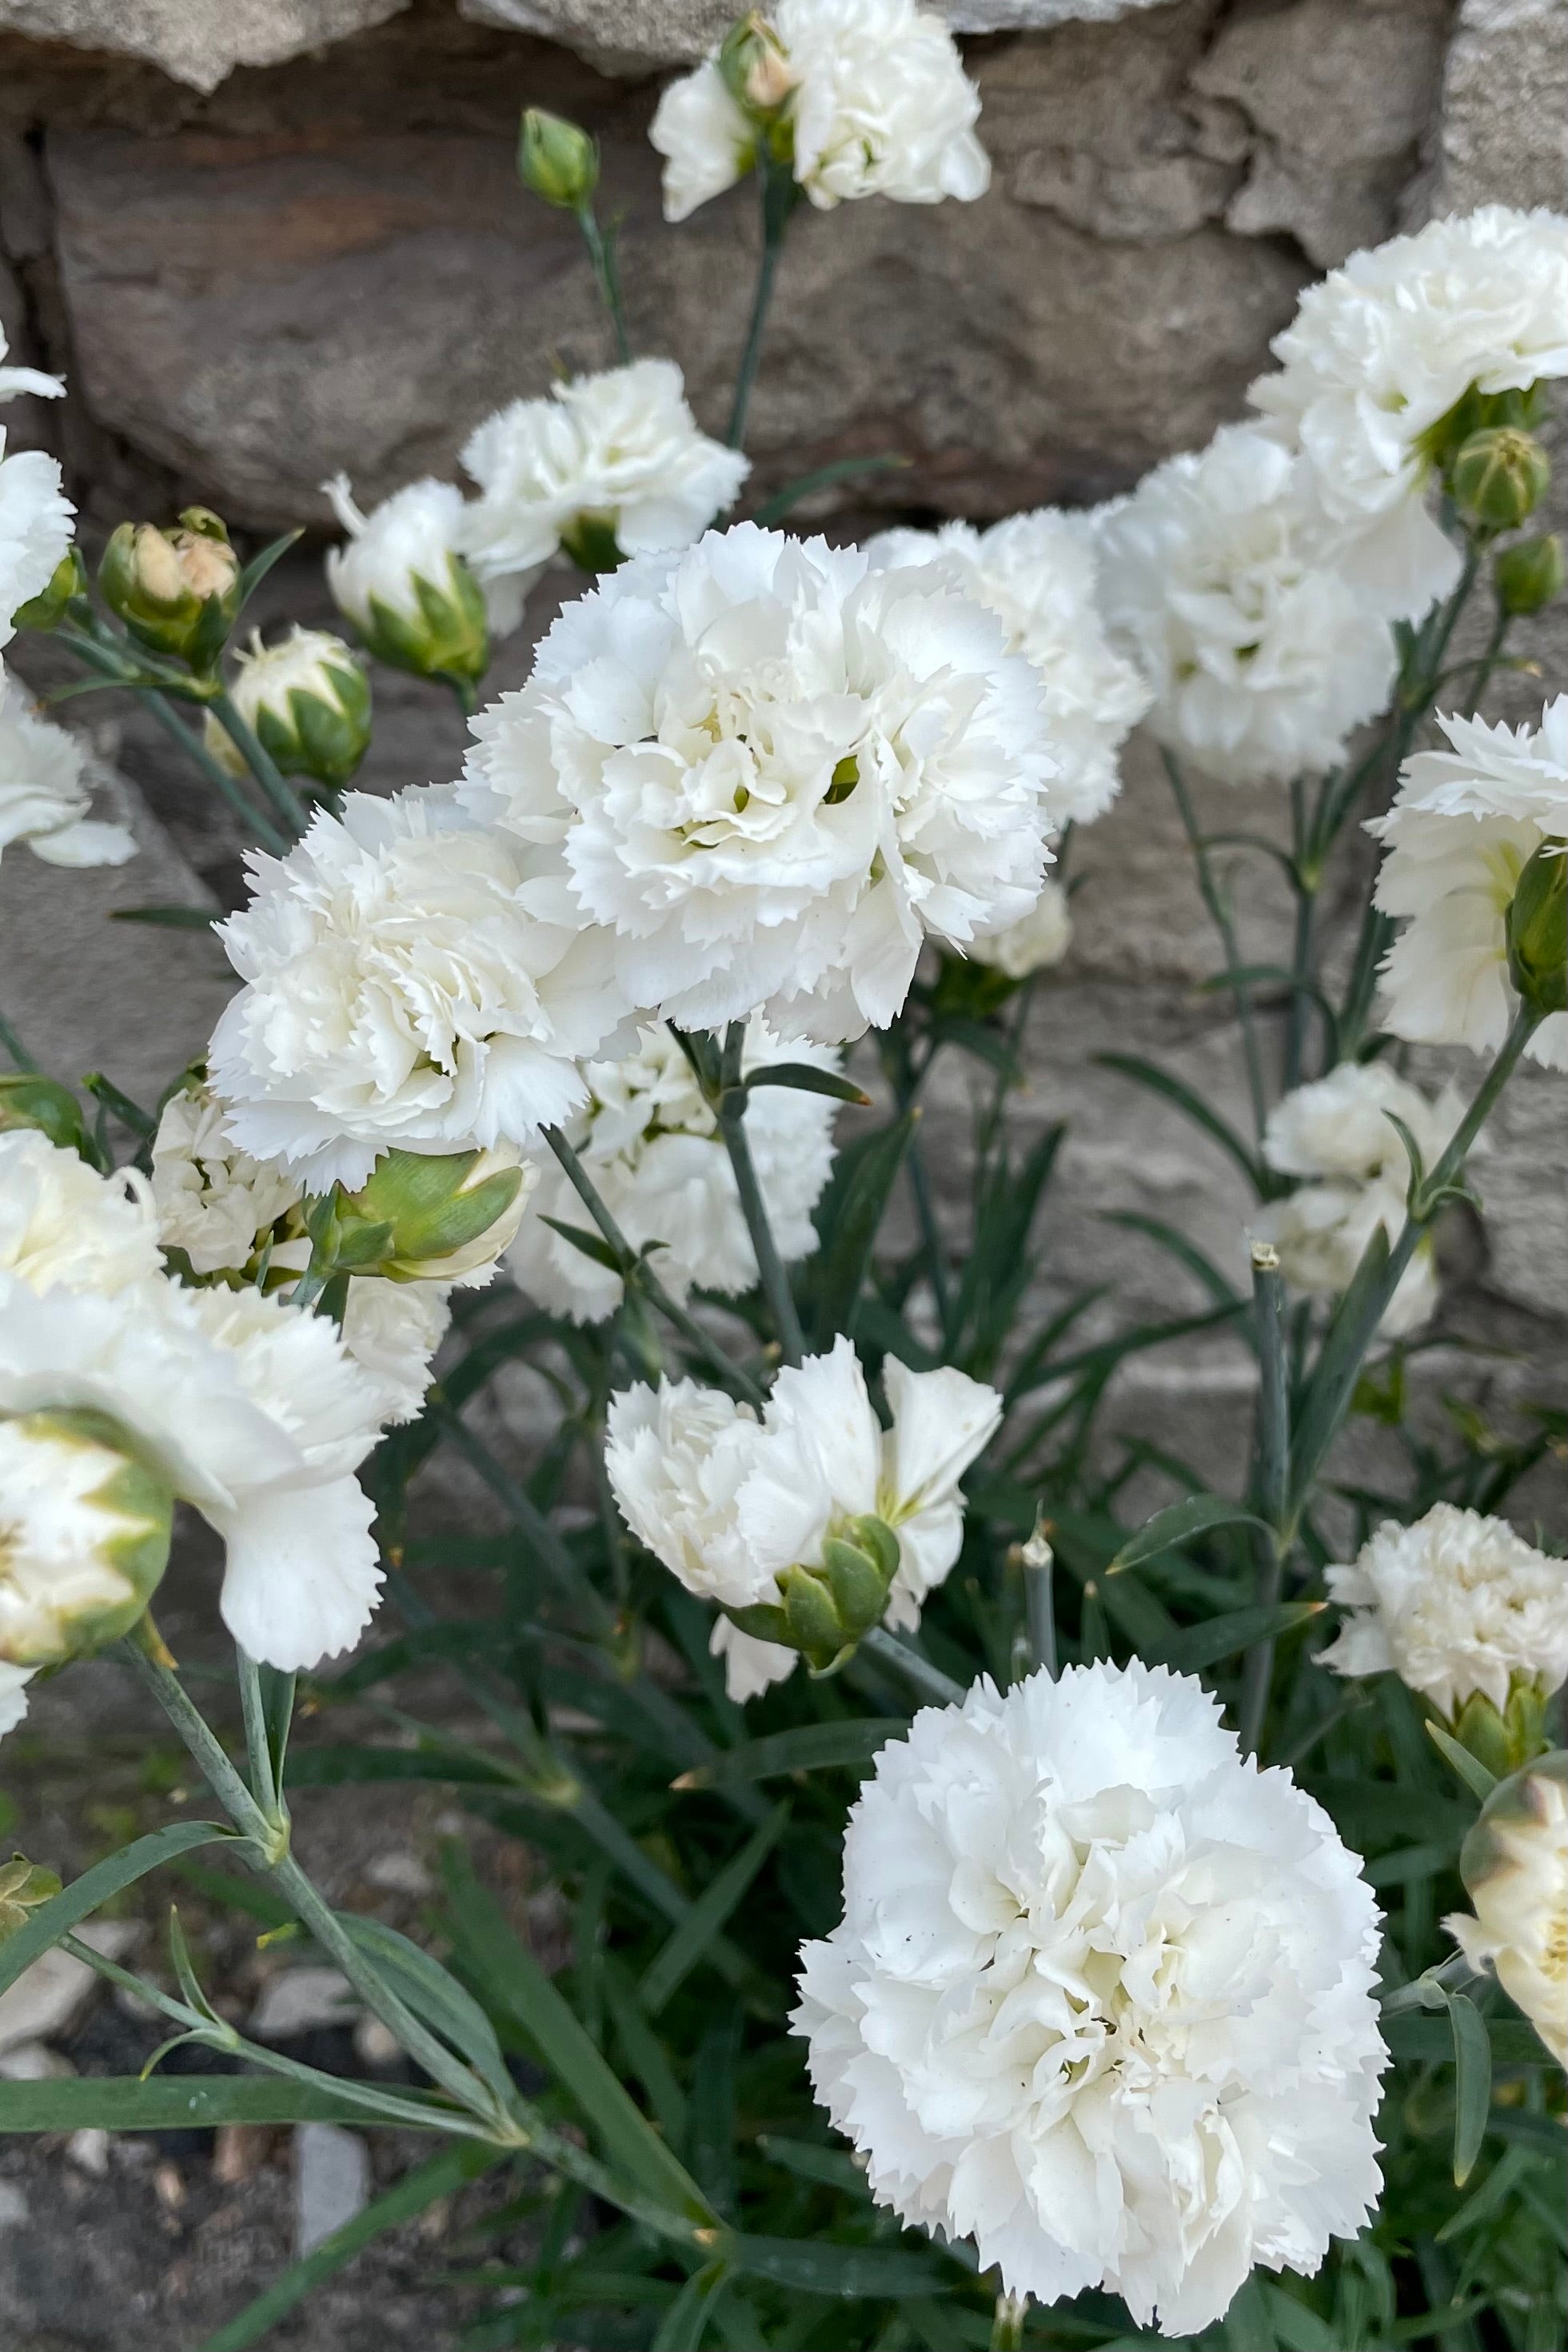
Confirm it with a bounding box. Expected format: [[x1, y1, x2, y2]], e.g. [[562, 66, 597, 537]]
[[1450, 428, 1551, 532], [0, 1854, 62, 1946], [1448, 1671, 1551, 1782], [0, 1072, 86, 1153], [1493, 533, 1566, 619], [203, 627, 372, 790], [0, 1407, 174, 1666], [719, 10, 795, 117], [332, 1144, 531, 1283], [728, 1514, 902, 1675], [10, 547, 87, 633], [98, 508, 241, 671], [1506, 837, 1567, 1018], [517, 109, 600, 210]]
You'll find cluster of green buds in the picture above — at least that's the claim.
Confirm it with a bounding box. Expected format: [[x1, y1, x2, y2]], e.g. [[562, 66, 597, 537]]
[[0, 1406, 174, 1668], [305, 1144, 531, 1291], [98, 507, 241, 673], [0, 1072, 86, 1153], [1506, 838, 1567, 1024], [725, 1515, 901, 1676], [203, 626, 372, 794]]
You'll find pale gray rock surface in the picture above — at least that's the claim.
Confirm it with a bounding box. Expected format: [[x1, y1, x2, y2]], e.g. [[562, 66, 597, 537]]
[[0, 0, 409, 93], [293, 2122, 372, 2255], [457, 0, 1171, 71], [1437, 0, 1568, 214]]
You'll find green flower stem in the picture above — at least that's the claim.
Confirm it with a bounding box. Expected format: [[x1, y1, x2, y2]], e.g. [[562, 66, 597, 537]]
[[1238, 1249, 1291, 1757], [1283, 775, 1318, 1094], [543, 1124, 767, 1407], [0, 1008, 37, 1072], [575, 202, 632, 365], [210, 690, 310, 840], [1164, 751, 1269, 1144], [860, 1625, 968, 1710], [134, 686, 290, 857], [715, 1021, 805, 1368], [1022, 1529, 1058, 1682], [728, 158, 798, 450], [118, 1633, 517, 2135]]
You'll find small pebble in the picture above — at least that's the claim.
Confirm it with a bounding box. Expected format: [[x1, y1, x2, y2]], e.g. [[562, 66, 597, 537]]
[[249, 1967, 358, 2039], [0, 2041, 74, 2081], [364, 1851, 433, 1898], [66, 2127, 110, 2178], [293, 2122, 371, 2255], [0, 2182, 28, 2229], [154, 2161, 186, 2211], [353, 2015, 401, 2068]]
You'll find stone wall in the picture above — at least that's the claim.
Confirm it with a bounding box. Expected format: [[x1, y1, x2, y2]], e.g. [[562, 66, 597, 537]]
[[2, 0, 1566, 1503]]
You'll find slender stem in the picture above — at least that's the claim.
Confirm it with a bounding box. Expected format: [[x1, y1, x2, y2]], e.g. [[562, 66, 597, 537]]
[[0, 1009, 36, 1072], [134, 687, 289, 856], [210, 691, 309, 839], [1023, 1529, 1057, 1681], [906, 1129, 953, 1340], [727, 161, 796, 449], [543, 1124, 766, 1407], [715, 1023, 804, 1367], [1459, 605, 1510, 721], [575, 204, 632, 365], [236, 1648, 284, 1831], [1283, 775, 1318, 1094], [1164, 751, 1269, 1144], [860, 1625, 967, 1710], [1238, 1251, 1291, 1756]]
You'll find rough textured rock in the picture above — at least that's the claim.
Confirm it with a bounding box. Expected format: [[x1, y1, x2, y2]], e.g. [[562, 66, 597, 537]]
[[1438, 0, 1568, 214], [0, 0, 409, 94]]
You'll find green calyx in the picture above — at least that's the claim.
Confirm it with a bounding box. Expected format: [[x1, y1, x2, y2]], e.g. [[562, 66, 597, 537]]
[[325, 1146, 526, 1282], [98, 508, 241, 673], [11, 547, 87, 633], [0, 1406, 175, 1667], [359, 556, 489, 693], [255, 661, 372, 789], [0, 1072, 86, 1153], [1449, 427, 1550, 533], [560, 512, 626, 577], [1446, 1673, 1553, 1783], [724, 1515, 902, 1675], [1505, 838, 1567, 1018], [1493, 533, 1565, 618], [0, 1853, 63, 1946]]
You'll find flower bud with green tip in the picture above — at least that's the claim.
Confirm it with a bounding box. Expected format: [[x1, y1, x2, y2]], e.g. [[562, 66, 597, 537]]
[[1450, 427, 1550, 533], [0, 1407, 175, 1667], [331, 1144, 533, 1284], [517, 108, 600, 210], [726, 1514, 901, 1675], [321, 474, 489, 700], [1446, 1750, 1568, 2065], [203, 627, 371, 792], [11, 547, 87, 633], [0, 1072, 86, 1153], [1494, 533, 1565, 618], [1448, 1671, 1552, 1781], [98, 508, 241, 672], [719, 10, 795, 119], [0, 1854, 62, 1944], [1506, 837, 1567, 1019]]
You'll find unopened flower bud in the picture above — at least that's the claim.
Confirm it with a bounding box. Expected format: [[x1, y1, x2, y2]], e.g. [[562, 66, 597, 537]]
[[732, 1514, 902, 1675], [718, 10, 795, 117], [204, 627, 371, 791], [0, 1406, 174, 1667], [1450, 428, 1550, 532], [0, 1853, 62, 1944], [0, 1072, 86, 1153], [321, 475, 489, 696], [333, 1144, 533, 1284], [1446, 1751, 1568, 2065], [99, 509, 241, 671], [11, 547, 87, 633], [517, 109, 600, 210], [1506, 837, 1567, 1019], [1493, 533, 1565, 619]]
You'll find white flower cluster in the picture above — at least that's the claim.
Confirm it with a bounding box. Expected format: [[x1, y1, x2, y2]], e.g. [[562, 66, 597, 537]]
[[1371, 697, 1568, 1072], [509, 1022, 840, 1321], [1251, 206, 1568, 618], [606, 1336, 1001, 1699], [795, 1659, 1387, 2334], [1321, 1503, 1568, 1719], [0, 1130, 394, 1714], [1251, 1061, 1466, 1338], [651, 0, 988, 223]]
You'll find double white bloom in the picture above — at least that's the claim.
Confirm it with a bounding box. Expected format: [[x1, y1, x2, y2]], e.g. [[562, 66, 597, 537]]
[[461, 360, 748, 603], [1251, 1062, 1466, 1338], [465, 524, 1055, 1040], [1251, 206, 1568, 619], [1371, 696, 1568, 1071], [0, 671, 137, 871], [867, 511, 1149, 827], [651, 0, 988, 222], [508, 1021, 840, 1321], [1095, 425, 1395, 787], [0, 1132, 391, 1687], [795, 1659, 1386, 2334], [1321, 1503, 1568, 1720], [605, 1337, 1002, 1699]]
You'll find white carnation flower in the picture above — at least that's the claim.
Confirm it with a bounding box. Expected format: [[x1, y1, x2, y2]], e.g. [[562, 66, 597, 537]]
[[461, 361, 749, 603], [508, 1021, 840, 1321], [1250, 206, 1568, 618], [0, 1128, 160, 1296], [649, 0, 987, 222], [151, 1084, 301, 1278], [321, 473, 519, 646], [0, 431, 74, 647], [463, 523, 1055, 1040], [0, 325, 65, 408], [0, 672, 136, 869], [339, 1276, 452, 1427], [1251, 1175, 1438, 1340], [209, 785, 629, 1190], [1369, 697, 1568, 1072], [1446, 1759, 1568, 2066], [606, 1336, 1002, 1699], [1321, 1503, 1568, 1718], [968, 877, 1072, 980], [868, 512, 1148, 825], [794, 1659, 1387, 2336], [1095, 426, 1397, 786]]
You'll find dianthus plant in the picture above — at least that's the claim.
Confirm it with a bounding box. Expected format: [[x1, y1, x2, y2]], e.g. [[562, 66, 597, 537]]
[[1, 13, 1564, 2351]]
